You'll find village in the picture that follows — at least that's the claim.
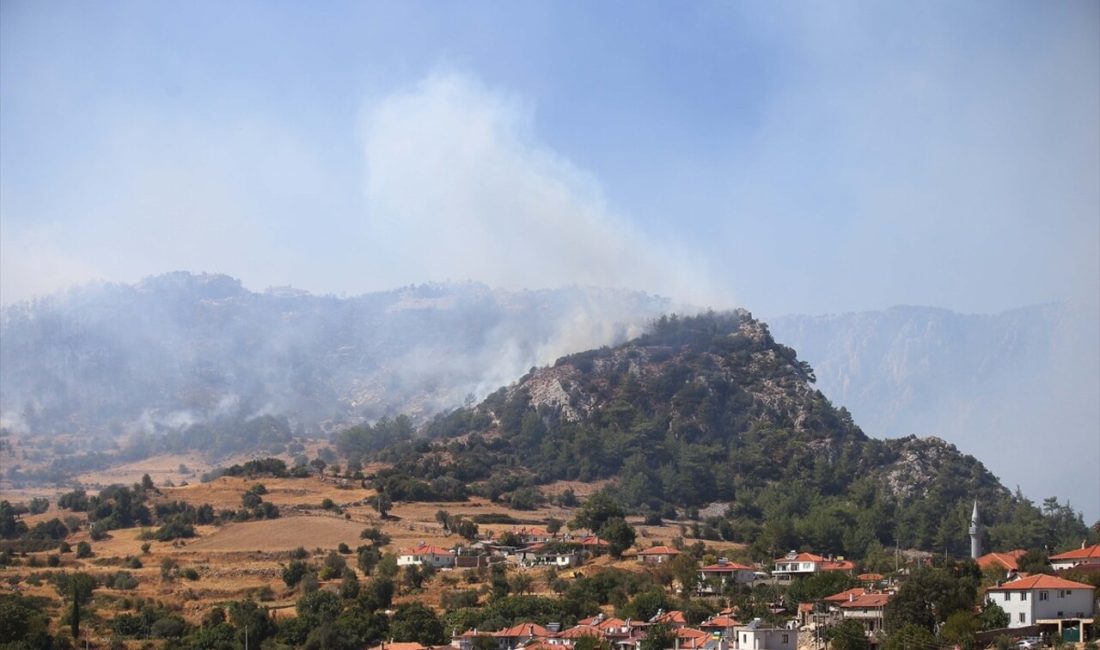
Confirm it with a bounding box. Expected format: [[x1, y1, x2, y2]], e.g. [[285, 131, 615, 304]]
[[380, 503, 1100, 650]]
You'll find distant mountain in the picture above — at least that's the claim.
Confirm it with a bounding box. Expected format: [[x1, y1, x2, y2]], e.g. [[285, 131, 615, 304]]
[[0, 272, 679, 439], [768, 304, 1100, 521], [368, 311, 1082, 556]]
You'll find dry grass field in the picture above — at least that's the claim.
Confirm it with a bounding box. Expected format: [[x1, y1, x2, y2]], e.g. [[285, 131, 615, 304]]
[[0, 449, 748, 649]]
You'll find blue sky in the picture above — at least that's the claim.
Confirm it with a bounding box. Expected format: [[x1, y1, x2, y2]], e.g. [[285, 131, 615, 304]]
[[2, 1, 1097, 317]]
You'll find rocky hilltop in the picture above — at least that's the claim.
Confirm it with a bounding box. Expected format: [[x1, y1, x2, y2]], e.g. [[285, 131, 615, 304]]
[[365, 311, 1068, 557]]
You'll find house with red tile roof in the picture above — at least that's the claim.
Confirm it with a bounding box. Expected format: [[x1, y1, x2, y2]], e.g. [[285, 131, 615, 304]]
[[493, 622, 552, 650], [699, 558, 756, 593], [397, 542, 455, 568], [638, 545, 681, 564], [986, 574, 1096, 630], [1049, 543, 1100, 571], [839, 593, 892, 646], [857, 573, 884, 585], [773, 551, 854, 578], [669, 626, 709, 650], [699, 614, 741, 638], [824, 587, 866, 603], [650, 609, 688, 628]]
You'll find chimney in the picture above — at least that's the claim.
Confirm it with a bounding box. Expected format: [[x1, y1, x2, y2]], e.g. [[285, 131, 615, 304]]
[[848, 593, 854, 602]]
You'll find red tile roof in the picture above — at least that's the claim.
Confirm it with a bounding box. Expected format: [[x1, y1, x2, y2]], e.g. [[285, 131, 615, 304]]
[[701, 561, 754, 572], [840, 593, 892, 608], [986, 574, 1095, 591], [858, 573, 884, 582], [824, 588, 867, 603], [638, 545, 681, 556], [822, 559, 856, 572], [493, 623, 550, 638], [558, 626, 604, 639], [1050, 544, 1100, 561], [977, 550, 1027, 571], [652, 610, 687, 625], [776, 552, 826, 563], [701, 615, 741, 628], [400, 543, 454, 556]]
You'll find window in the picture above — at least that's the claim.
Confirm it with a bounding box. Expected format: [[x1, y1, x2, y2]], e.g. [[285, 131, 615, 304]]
[[1006, 593, 1012, 601], [1019, 613, 1026, 623], [783, 634, 789, 644], [1040, 591, 1049, 601], [1021, 592, 1027, 601]]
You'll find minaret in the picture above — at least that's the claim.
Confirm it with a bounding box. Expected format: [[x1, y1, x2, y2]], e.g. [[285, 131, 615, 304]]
[[969, 499, 982, 560]]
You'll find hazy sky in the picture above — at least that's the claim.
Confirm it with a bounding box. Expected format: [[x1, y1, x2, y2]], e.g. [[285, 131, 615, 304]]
[[3, 0, 1097, 318]]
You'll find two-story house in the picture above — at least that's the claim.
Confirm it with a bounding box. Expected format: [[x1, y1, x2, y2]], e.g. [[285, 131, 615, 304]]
[[985, 574, 1095, 638]]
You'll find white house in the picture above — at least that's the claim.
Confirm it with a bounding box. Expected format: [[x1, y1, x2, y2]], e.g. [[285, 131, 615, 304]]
[[985, 574, 1095, 628], [773, 551, 855, 579], [397, 543, 455, 568], [733, 619, 796, 650], [1049, 544, 1100, 571]]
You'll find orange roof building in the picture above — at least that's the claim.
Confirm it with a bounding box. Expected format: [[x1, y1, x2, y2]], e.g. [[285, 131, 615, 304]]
[[1050, 544, 1100, 570], [986, 574, 1096, 629]]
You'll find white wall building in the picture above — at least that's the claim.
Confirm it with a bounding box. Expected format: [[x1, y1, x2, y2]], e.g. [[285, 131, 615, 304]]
[[985, 574, 1095, 628], [397, 543, 455, 568], [734, 619, 796, 650]]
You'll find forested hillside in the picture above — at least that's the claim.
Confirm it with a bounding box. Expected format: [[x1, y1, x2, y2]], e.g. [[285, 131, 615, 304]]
[[351, 312, 1090, 560]]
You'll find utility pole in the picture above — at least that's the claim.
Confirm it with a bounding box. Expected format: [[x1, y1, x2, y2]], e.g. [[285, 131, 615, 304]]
[[245, 625, 249, 650]]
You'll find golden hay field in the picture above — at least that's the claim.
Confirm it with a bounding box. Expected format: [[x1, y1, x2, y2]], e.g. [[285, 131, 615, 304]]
[[184, 515, 366, 552]]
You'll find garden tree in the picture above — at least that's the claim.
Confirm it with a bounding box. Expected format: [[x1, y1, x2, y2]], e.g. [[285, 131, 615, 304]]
[[828, 619, 870, 650], [390, 602, 446, 645], [358, 546, 382, 574], [491, 563, 511, 601], [883, 565, 980, 634], [574, 491, 626, 531], [375, 554, 399, 582], [620, 588, 671, 621], [0, 501, 28, 539], [52, 571, 96, 639], [227, 599, 277, 647], [283, 559, 310, 587], [340, 573, 360, 599], [640, 624, 676, 650], [787, 571, 859, 603], [882, 624, 937, 650], [940, 611, 980, 650], [296, 590, 343, 630], [310, 458, 327, 475], [980, 600, 1010, 630], [373, 492, 393, 518], [509, 573, 534, 595], [661, 552, 702, 595], [335, 602, 389, 648], [28, 497, 49, 515], [546, 517, 563, 534], [436, 509, 452, 531], [600, 517, 637, 559], [360, 577, 396, 611], [453, 518, 479, 540], [1016, 549, 1051, 575], [403, 564, 426, 590]]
